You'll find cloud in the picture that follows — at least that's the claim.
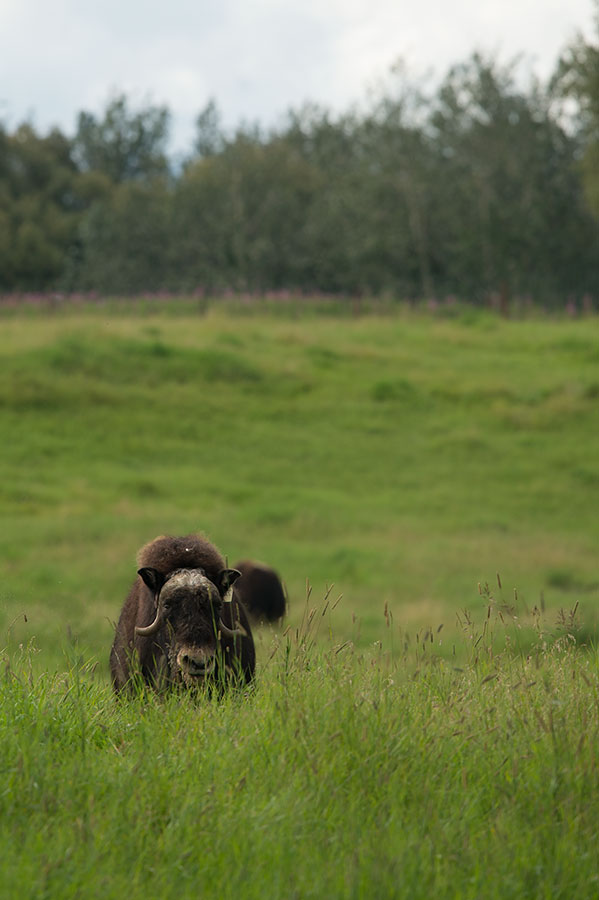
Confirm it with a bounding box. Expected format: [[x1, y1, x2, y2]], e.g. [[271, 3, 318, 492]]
[[0, 0, 594, 154]]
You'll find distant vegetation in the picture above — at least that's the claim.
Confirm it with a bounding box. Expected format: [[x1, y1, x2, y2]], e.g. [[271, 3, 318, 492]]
[[1, 12, 599, 304]]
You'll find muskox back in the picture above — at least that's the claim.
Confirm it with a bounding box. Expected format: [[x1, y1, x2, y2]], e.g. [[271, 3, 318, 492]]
[[110, 534, 255, 694], [138, 534, 226, 578], [233, 559, 287, 625]]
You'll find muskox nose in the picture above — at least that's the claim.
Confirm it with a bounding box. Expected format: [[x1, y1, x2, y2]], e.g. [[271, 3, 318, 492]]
[[177, 649, 214, 678]]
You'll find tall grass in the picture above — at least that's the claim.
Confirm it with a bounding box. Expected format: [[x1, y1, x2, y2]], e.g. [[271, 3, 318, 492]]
[[2, 594, 599, 899]]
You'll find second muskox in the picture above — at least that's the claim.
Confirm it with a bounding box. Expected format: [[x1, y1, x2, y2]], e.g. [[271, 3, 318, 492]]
[[233, 559, 287, 625], [110, 534, 255, 694]]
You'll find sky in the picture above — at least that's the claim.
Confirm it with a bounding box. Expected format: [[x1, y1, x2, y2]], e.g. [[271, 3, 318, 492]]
[[0, 0, 595, 156]]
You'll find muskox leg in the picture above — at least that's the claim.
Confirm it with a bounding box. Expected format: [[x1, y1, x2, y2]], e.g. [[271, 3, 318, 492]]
[[109, 643, 129, 693]]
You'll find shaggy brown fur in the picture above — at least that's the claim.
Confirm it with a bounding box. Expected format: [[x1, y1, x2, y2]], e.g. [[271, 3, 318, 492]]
[[110, 534, 255, 694], [136, 533, 227, 583], [233, 559, 287, 624]]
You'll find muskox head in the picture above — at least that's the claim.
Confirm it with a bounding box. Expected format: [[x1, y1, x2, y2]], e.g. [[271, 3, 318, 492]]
[[110, 533, 257, 694], [135, 565, 247, 688]]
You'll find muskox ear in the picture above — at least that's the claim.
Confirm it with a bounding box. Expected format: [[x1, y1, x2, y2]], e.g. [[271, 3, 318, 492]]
[[217, 568, 242, 598], [138, 567, 165, 597]]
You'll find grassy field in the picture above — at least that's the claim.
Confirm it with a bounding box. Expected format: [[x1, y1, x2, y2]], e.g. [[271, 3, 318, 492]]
[[1, 300, 598, 667], [1, 299, 599, 896], [2, 614, 599, 899]]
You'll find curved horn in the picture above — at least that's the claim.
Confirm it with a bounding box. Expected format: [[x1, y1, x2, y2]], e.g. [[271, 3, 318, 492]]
[[135, 567, 167, 637], [135, 596, 165, 637], [218, 618, 248, 639]]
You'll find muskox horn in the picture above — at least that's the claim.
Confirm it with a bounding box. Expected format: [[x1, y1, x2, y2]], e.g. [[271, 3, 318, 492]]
[[135, 567, 167, 637], [134, 604, 165, 637], [218, 618, 249, 639]]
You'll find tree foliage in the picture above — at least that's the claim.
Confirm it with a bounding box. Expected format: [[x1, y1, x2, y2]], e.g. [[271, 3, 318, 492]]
[[72, 93, 170, 183], [553, 0, 599, 215], [1, 50, 598, 301], [0, 124, 84, 290]]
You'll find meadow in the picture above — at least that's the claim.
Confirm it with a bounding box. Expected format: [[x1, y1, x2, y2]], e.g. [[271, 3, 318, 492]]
[[1, 298, 599, 896]]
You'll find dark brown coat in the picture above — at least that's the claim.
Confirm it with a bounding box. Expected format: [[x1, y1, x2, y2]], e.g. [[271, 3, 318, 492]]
[[110, 534, 255, 693], [233, 559, 287, 625]]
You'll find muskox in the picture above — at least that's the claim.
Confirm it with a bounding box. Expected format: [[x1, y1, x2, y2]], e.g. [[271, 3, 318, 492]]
[[110, 534, 255, 693], [233, 559, 287, 625]]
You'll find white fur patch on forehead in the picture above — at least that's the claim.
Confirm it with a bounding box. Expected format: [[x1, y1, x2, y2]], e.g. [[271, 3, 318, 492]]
[[163, 568, 212, 593]]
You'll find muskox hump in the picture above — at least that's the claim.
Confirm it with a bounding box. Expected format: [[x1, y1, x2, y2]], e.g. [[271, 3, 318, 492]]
[[137, 534, 226, 585], [233, 559, 287, 624]]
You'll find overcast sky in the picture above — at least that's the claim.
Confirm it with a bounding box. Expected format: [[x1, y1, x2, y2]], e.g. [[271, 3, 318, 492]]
[[0, 0, 595, 155]]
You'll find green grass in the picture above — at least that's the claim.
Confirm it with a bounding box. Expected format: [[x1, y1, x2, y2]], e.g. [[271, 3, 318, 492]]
[[1, 303, 598, 670], [2, 609, 599, 899], [2, 300, 599, 896]]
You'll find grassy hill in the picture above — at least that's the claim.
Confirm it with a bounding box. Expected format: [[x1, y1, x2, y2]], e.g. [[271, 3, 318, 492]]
[[2, 299, 599, 897], [2, 301, 598, 670]]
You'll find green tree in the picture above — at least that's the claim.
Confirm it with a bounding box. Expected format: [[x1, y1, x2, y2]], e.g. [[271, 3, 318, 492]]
[[429, 54, 596, 303], [72, 94, 170, 183], [0, 123, 84, 290], [350, 71, 440, 298], [178, 118, 322, 292], [283, 104, 388, 294], [75, 180, 173, 294], [194, 99, 225, 159], [553, 1, 599, 214]]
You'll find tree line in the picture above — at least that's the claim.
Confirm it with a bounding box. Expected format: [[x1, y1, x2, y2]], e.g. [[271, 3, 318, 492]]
[[1, 33, 598, 305]]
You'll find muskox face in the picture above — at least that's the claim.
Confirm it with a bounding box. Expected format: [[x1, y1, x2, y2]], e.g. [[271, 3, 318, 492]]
[[137, 566, 243, 688]]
